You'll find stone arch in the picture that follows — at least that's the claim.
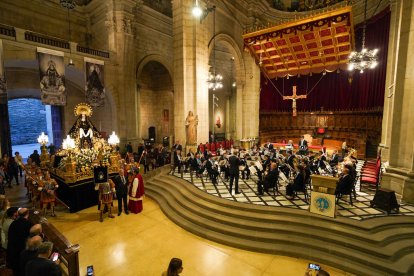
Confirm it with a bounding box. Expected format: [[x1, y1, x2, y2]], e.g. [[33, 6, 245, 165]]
[[4, 59, 117, 135], [135, 56, 174, 144], [208, 33, 246, 86], [136, 54, 173, 84]]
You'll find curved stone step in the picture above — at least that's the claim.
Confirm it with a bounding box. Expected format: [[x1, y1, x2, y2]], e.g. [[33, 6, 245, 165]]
[[145, 171, 414, 276]]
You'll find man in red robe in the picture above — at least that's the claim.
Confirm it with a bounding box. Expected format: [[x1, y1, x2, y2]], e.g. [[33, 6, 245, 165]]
[[128, 168, 144, 214]]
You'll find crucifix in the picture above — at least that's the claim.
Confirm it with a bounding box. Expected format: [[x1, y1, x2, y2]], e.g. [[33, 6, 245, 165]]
[[283, 86, 307, 116]]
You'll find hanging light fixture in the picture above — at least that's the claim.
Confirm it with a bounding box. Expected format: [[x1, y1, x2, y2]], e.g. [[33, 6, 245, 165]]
[[207, 6, 223, 91], [348, 0, 378, 73], [61, 0, 76, 66]]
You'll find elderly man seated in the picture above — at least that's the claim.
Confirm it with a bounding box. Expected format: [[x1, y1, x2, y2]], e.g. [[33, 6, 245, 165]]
[[335, 167, 354, 196]]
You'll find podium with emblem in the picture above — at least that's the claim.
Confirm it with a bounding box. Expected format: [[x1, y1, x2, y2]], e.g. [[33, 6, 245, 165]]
[[310, 175, 338, 218]]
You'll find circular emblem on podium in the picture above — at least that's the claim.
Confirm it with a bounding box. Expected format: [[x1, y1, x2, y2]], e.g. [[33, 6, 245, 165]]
[[313, 195, 332, 213]]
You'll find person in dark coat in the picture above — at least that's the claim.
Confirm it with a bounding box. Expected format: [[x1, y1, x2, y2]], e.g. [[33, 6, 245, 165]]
[[335, 167, 354, 195], [257, 162, 279, 195], [112, 168, 130, 216], [7, 208, 33, 274], [228, 152, 240, 194], [286, 164, 306, 198]]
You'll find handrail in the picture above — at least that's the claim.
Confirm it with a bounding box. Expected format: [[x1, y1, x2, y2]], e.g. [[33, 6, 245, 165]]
[[29, 211, 80, 276]]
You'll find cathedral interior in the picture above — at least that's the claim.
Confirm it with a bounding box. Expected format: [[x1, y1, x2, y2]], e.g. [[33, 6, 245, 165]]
[[0, 0, 414, 275]]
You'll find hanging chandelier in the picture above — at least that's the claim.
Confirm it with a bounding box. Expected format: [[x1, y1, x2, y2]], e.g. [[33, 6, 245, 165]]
[[207, 6, 223, 90], [348, 0, 378, 73], [208, 72, 223, 90]]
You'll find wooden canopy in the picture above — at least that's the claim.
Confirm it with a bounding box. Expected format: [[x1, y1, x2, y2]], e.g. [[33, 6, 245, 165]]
[[243, 6, 354, 78]]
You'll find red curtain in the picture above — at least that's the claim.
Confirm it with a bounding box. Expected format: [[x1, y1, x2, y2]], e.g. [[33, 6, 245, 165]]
[[260, 7, 390, 112]]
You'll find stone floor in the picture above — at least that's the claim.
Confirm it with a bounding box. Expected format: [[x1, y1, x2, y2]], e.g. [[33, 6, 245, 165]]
[[5, 174, 350, 276], [171, 161, 414, 221]]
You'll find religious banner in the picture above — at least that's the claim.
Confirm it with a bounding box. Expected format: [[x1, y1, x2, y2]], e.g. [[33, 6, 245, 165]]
[[37, 47, 66, 105], [0, 40, 7, 104], [84, 57, 105, 107]]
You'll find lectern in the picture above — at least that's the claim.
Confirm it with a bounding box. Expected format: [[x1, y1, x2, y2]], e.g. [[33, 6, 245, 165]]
[[310, 175, 339, 218]]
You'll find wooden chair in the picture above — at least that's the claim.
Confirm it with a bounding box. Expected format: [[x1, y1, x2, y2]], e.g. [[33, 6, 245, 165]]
[[336, 176, 358, 206]]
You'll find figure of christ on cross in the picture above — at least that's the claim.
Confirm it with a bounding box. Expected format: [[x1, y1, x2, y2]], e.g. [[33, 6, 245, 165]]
[[283, 86, 307, 116]]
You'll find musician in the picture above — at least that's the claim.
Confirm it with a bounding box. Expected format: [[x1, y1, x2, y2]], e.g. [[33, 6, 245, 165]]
[[219, 153, 229, 180], [38, 171, 58, 217], [173, 149, 182, 174], [185, 149, 195, 173], [335, 167, 354, 195], [298, 136, 308, 156], [330, 150, 339, 166], [257, 162, 279, 195], [286, 151, 296, 168], [172, 140, 182, 152], [341, 141, 348, 159], [228, 151, 240, 194], [318, 151, 327, 170], [205, 155, 219, 184], [265, 140, 274, 150], [262, 155, 271, 173], [191, 153, 204, 177], [240, 155, 250, 180], [286, 164, 306, 199], [286, 139, 294, 151]]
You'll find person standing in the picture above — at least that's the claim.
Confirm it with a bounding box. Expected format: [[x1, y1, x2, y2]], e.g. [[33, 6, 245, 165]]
[[228, 151, 240, 194], [112, 168, 129, 216], [7, 157, 19, 185], [14, 152, 23, 177], [30, 150, 41, 167], [7, 208, 33, 274], [128, 168, 145, 214]]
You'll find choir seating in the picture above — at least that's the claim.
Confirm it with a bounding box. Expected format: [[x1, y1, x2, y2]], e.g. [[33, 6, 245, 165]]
[[260, 109, 383, 159]]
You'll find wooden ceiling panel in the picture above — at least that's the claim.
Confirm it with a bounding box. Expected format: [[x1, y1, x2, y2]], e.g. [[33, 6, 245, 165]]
[[243, 6, 354, 77]]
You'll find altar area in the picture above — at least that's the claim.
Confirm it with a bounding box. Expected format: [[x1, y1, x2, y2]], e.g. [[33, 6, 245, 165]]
[[47, 103, 120, 212]]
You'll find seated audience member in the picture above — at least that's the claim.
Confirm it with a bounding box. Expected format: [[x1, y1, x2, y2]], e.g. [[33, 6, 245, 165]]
[[19, 235, 43, 276], [286, 164, 306, 199], [162, 257, 183, 276], [7, 207, 33, 274], [335, 167, 354, 195], [25, 241, 62, 276], [29, 224, 45, 240], [1, 206, 18, 250], [257, 163, 279, 195]]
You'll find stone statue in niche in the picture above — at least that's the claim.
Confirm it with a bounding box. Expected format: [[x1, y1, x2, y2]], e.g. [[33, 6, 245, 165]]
[[185, 111, 198, 145]]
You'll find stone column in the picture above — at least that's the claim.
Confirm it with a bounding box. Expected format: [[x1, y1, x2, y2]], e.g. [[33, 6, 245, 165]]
[[380, 0, 402, 160], [102, 0, 137, 148], [241, 51, 260, 139], [381, 0, 414, 203], [173, 0, 209, 146], [225, 95, 230, 139]]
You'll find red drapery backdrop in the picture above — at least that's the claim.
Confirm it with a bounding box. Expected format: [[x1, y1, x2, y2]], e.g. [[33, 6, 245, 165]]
[[260, 7, 390, 112]]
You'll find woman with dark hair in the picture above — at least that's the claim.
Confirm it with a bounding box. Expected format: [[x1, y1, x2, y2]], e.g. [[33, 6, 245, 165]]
[[162, 258, 183, 276], [286, 164, 306, 199]]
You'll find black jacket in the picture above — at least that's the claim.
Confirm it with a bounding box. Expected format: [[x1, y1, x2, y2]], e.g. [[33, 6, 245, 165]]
[[228, 155, 240, 175]]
